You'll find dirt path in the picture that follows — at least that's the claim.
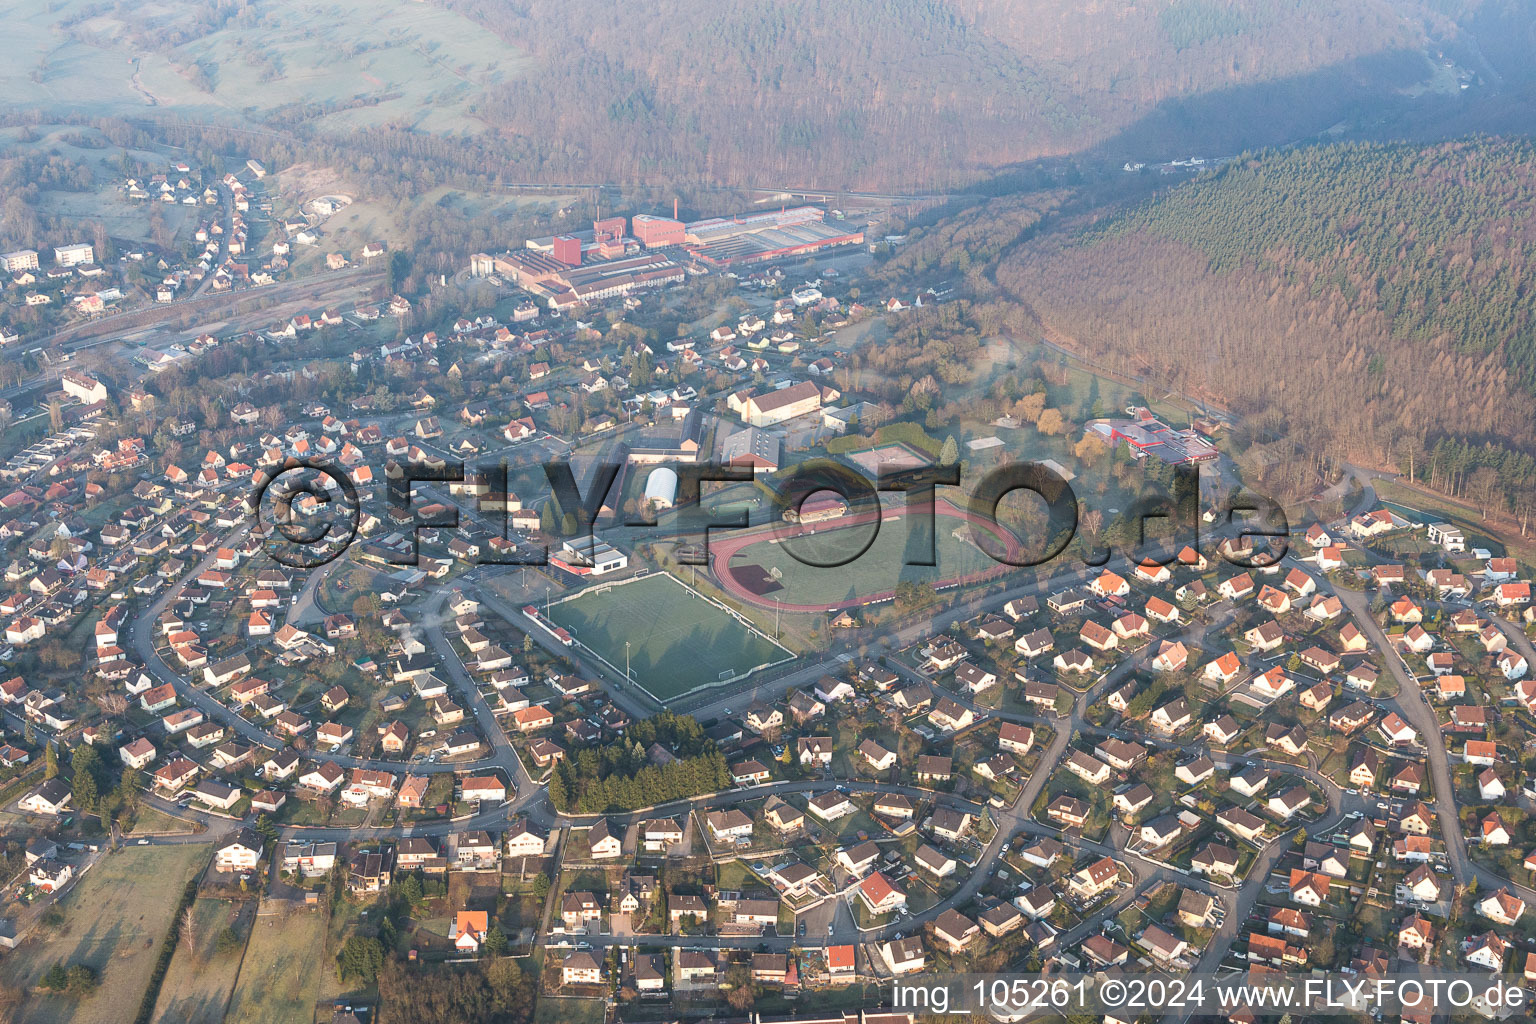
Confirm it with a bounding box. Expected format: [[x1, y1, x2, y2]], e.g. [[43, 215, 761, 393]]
[[130, 58, 162, 106]]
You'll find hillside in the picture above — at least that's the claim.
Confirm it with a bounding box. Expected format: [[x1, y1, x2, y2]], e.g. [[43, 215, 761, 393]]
[[448, 0, 1431, 188], [996, 137, 1536, 506], [0, 0, 1461, 190]]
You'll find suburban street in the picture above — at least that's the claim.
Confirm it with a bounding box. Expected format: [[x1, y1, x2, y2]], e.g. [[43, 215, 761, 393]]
[[11, 382, 1526, 1017], [106, 515, 1428, 983]]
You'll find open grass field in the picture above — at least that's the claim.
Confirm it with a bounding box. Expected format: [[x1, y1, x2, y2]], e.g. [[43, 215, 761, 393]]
[[2, 844, 209, 1024], [1374, 478, 1528, 564], [4, 0, 531, 133], [547, 573, 792, 701], [534, 996, 607, 1024], [224, 900, 328, 1024], [124, 804, 198, 835], [37, 188, 198, 245], [0, 125, 165, 180], [710, 498, 1020, 612], [150, 898, 253, 1024]]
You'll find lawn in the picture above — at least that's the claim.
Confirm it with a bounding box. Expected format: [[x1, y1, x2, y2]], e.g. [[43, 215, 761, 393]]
[[223, 901, 327, 1024], [1375, 478, 1531, 565], [125, 804, 198, 835], [547, 572, 793, 701], [534, 996, 607, 1024], [151, 898, 253, 1024], [715, 860, 758, 891], [0, 844, 209, 1024]]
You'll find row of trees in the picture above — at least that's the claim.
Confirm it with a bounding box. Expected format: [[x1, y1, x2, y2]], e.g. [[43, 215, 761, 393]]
[[40, 961, 98, 996], [1395, 436, 1536, 531]]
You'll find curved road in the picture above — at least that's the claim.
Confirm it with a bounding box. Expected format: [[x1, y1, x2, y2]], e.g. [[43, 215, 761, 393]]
[[108, 471, 1536, 986]]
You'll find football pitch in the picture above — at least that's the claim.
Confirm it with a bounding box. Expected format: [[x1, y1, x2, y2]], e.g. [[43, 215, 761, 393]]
[[546, 573, 793, 702]]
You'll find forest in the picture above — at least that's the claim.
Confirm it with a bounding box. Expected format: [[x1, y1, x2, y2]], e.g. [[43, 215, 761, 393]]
[[442, 0, 1427, 189], [376, 959, 534, 1024], [1113, 139, 1536, 393], [544, 712, 732, 814], [24, 0, 1442, 192], [993, 137, 1536, 517]]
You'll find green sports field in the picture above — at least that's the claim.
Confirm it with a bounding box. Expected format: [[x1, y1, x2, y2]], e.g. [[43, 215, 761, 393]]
[[547, 573, 792, 701], [713, 501, 1016, 611]]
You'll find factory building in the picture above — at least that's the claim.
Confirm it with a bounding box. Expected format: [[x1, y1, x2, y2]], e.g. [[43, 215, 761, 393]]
[[553, 235, 582, 267], [632, 214, 687, 248], [494, 250, 684, 309], [525, 217, 639, 261], [486, 206, 862, 306], [682, 207, 864, 267]]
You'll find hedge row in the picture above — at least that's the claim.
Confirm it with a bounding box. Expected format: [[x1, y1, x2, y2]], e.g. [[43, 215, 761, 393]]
[[132, 877, 199, 1024]]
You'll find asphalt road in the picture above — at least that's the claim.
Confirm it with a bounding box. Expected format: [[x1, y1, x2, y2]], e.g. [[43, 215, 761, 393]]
[[94, 470, 1536, 992]]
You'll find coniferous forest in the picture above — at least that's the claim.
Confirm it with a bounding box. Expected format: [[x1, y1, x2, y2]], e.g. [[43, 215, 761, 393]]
[[996, 138, 1536, 517]]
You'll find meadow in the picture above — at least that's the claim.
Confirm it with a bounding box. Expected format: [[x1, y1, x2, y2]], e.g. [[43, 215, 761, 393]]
[[150, 897, 253, 1024], [4, 0, 530, 133], [0, 844, 209, 1024], [223, 900, 328, 1024]]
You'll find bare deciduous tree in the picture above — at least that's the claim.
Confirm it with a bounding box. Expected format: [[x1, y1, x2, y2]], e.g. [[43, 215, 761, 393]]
[[94, 692, 127, 717], [180, 905, 199, 961]]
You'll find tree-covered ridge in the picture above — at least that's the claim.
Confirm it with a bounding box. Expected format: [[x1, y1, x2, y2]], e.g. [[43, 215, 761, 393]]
[[994, 136, 1536, 514], [6, 0, 1444, 191], [441, 0, 1424, 189], [1112, 138, 1536, 392], [451, 0, 1074, 190]]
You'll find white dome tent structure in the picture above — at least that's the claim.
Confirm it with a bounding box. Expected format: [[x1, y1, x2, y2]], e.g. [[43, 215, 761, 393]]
[[643, 467, 678, 510]]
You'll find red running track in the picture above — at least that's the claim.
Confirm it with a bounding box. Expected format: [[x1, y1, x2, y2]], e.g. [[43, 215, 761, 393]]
[[707, 498, 1026, 613]]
